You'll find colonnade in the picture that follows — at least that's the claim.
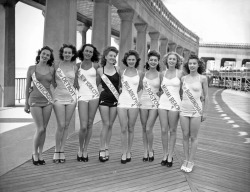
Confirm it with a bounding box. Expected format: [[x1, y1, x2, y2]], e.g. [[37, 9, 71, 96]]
[[0, 0, 198, 107]]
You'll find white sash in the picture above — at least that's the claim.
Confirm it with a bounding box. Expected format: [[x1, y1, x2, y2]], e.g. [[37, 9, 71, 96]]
[[78, 69, 99, 99], [56, 68, 76, 99], [161, 84, 180, 111], [143, 80, 159, 108], [182, 83, 202, 116], [121, 78, 140, 108], [31, 72, 53, 103], [101, 74, 119, 101]]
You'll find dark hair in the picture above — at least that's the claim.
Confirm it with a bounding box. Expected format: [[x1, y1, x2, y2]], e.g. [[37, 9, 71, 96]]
[[77, 44, 100, 62], [59, 44, 77, 61], [122, 50, 141, 68], [35, 46, 54, 66], [100, 46, 119, 66], [162, 52, 181, 69], [183, 54, 206, 74], [145, 50, 160, 71]]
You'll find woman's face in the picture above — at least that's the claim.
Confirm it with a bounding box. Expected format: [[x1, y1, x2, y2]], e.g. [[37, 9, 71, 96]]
[[167, 54, 177, 67], [40, 49, 51, 63], [83, 46, 94, 60], [105, 51, 117, 65], [188, 59, 199, 72], [63, 47, 73, 61], [148, 56, 159, 69], [126, 55, 137, 68]]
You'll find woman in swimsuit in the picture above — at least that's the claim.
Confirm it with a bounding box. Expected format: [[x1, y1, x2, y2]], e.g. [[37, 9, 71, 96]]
[[158, 52, 183, 167], [24, 46, 55, 165], [117, 50, 142, 164], [53, 44, 77, 163], [180, 54, 208, 172], [75, 44, 100, 162], [140, 50, 161, 162], [97, 46, 119, 162]]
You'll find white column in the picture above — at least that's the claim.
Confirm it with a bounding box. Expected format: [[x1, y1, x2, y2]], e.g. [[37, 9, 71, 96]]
[[92, 0, 111, 54], [134, 23, 148, 71], [159, 38, 168, 71], [117, 9, 134, 70], [168, 43, 177, 52], [77, 23, 90, 45], [148, 32, 160, 52], [183, 49, 190, 63], [176, 46, 183, 57]]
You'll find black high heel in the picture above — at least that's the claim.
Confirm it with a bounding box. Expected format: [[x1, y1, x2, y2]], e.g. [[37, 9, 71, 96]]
[[82, 154, 89, 162], [105, 149, 109, 161], [53, 152, 60, 164], [77, 153, 83, 162], [32, 154, 39, 166], [99, 150, 106, 162], [142, 153, 148, 162], [148, 151, 154, 162], [38, 159, 46, 165], [59, 152, 66, 163], [126, 152, 131, 162], [166, 157, 173, 167], [121, 154, 127, 164]]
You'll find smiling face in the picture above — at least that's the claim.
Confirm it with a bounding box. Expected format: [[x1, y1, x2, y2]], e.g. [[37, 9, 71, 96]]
[[126, 55, 137, 68], [40, 49, 51, 63], [63, 47, 73, 61], [148, 56, 159, 69], [167, 54, 178, 68], [188, 58, 199, 72], [105, 51, 117, 65], [83, 46, 94, 60]]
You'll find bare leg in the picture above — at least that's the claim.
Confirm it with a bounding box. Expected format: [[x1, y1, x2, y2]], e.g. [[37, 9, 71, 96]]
[[78, 101, 88, 156], [180, 116, 190, 161], [99, 105, 110, 151], [117, 108, 128, 159], [140, 109, 149, 158], [158, 109, 169, 160], [106, 107, 117, 150], [189, 117, 201, 162]]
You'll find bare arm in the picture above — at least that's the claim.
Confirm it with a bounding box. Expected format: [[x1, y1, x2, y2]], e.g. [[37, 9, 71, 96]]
[[24, 66, 33, 113], [73, 63, 80, 90], [201, 75, 209, 122]]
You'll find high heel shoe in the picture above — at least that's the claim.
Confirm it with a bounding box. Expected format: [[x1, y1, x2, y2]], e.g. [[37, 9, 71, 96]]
[[99, 150, 106, 162], [59, 152, 66, 163], [166, 157, 173, 167], [53, 152, 60, 164], [121, 154, 127, 164], [82, 154, 89, 162], [148, 151, 154, 162], [105, 149, 109, 161], [32, 154, 39, 166], [142, 153, 148, 162], [126, 152, 131, 162], [77, 153, 83, 162]]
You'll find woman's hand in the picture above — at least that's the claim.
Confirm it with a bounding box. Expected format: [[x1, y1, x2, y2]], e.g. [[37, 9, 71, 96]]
[[24, 103, 30, 114], [201, 113, 207, 122], [156, 91, 163, 97]]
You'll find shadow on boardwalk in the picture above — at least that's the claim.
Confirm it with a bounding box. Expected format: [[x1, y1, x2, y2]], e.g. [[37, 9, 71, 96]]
[[0, 87, 250, 192]]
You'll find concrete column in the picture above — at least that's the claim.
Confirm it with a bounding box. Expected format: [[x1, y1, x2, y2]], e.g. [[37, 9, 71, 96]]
[[43, 0, 77, 134], [92, 0, 111, 54], [168, 43, 177, 52], [44, 0, 77, 60], [117, 9, 134, 70], [176, 46, 183, 57], [148, 32, 160, 51], [236, 59, 242, 69], [0, 0, 18, 107], [214, 57, 221, 70], [134, 23, 148, 71], [183, 49, 190, 63], [159, 38, 168, 71], [77, 23, 90, 45]]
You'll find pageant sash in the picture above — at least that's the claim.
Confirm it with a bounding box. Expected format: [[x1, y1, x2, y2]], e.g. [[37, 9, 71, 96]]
[[101, 74, 119, 101], [56, 68, 76, 99], [161, 84, 180, 111], [143, 80, 159, 108], [182, 83, 202, 116], [78, 70, 99, 99], [121, 78, 140, 108], [31, 72, 53, 103]]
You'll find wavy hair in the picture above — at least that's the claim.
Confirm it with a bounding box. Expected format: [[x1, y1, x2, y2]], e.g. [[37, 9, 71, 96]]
[[122, 50, 141, 68], [162, 51, 181, 69], [35, 46, 54, 66], [77, 44, 100, 62], [145, 50, 160, 71], [183, 54, 206, 74], [59, 44, 77, 61], [100, 46, 119, 67]]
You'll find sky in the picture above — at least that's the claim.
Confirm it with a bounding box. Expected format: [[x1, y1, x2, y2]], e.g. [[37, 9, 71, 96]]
[[15, 1, 250, 76]]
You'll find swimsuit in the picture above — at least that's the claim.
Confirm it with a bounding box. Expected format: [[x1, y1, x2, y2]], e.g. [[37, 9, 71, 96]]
[[158, 69, 181, 111], [99, 66, 120, 107], [140, 72, 160, 109]]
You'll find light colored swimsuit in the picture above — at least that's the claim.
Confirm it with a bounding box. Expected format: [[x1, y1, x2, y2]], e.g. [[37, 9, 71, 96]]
[[158, 69, 181, 111], [118, 69, 140, 108], [78, 63, 99, 102], [29, 66, 53, 107], [54, 63, 76, 104], [140, 72, 160, 109], [180, 75, 202, 117]]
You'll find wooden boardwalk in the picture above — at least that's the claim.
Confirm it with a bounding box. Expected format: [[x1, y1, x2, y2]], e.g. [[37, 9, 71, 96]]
[[0, 87, 250, 192]]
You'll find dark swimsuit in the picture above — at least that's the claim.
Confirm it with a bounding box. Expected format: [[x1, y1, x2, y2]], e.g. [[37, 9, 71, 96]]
[[99, 66, 120, 107]]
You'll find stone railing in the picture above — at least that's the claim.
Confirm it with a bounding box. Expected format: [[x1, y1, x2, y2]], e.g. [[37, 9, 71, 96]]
[[141, 0, 199, 44], [199, 42, 250, 49]]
